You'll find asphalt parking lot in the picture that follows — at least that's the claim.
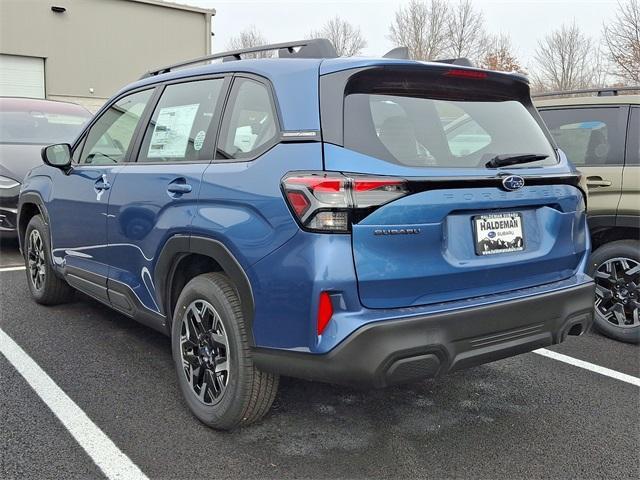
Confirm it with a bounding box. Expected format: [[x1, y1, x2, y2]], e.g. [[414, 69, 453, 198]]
[[1, 237, 638, 480]]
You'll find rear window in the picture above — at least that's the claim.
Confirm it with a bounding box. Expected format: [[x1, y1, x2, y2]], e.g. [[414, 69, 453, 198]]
[[344, 94, 556, 168], [0, 108, 90, 145], [335, 67, 557, 169]]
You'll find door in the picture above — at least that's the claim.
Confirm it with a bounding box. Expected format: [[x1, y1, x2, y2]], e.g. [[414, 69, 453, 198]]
[[619, 107, 640, 224], [539, 106, 628, 222], [320, 69, 588, 308], [48, 89, 154, 302], [105, 77, 227, 318], [0, 54, 44, 98], [193, 75, 291, 262]]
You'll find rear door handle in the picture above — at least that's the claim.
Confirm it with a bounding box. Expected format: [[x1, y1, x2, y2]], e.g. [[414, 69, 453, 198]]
[[95, 174, 111, 190], [586, 176, 612, 188], [167, 184, 192, 194], [167, 179, 192, 195]]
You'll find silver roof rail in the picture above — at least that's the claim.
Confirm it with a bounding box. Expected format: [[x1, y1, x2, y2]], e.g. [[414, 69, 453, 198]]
[[140, 38, 338, 79], [532, 86, 640, 98]]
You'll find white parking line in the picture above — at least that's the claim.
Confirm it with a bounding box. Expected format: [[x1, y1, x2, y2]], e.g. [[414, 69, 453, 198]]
[[0, 265, 25, 272], [534, 348, 640, 387], [0, 327, 149, 480]]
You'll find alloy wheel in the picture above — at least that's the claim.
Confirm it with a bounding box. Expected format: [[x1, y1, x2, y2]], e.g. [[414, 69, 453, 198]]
[[27, 229, 46, 291], [594, 257, 640, 328], [180, 300, 230, 405]]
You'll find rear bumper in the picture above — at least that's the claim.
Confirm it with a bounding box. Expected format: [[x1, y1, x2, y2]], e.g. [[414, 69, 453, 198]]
[[253, 280, 595, 387]]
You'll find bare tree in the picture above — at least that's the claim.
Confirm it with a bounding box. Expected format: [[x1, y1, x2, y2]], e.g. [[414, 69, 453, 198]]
[[591, 45, 611, 88], [603, 0, 640, 84], [225, 26, 272, 58], [531, 22, 599, 91], [309, 17, 367, 57], [446, 0, 488, 62], [479, 33, 522, 72], [388, 0, 449, 60]]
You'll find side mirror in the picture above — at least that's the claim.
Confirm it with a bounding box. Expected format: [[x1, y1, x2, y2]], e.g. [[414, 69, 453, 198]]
[[41, 144, 72, 170]]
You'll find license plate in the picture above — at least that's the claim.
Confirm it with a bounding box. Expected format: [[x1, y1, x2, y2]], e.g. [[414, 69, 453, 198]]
[[473, 212, 524, 256]]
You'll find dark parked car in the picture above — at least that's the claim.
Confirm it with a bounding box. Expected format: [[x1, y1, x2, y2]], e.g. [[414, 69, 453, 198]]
[[0, 97, 91, 234], [19, 40, 594, 430]]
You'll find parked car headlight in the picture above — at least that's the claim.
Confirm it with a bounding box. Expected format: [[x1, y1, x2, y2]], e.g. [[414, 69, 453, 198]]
[[0, 175, 20, 189]]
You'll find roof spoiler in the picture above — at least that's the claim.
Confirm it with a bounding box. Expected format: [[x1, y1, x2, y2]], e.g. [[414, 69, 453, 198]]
[[140, 38, 338, 79], [381, 48, 474, 67], [434, 58, 474, 67], [383, 47, 409, 59]]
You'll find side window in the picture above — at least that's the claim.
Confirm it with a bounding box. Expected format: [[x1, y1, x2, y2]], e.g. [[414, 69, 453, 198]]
[[626, 107, 639, 165], [539, 107, 624, 166], [79, 89, 152, 165], [216, 78, 278, 161], [138, 78, 224, 163], [72, 137, 86, 163]]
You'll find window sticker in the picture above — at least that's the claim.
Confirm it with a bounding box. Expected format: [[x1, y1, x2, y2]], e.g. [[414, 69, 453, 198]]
[[148, 104, 199, 158], [193, 130, 206, 151]]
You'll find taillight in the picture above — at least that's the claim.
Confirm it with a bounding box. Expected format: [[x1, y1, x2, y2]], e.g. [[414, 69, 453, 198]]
[[283, 172, 408, 232]]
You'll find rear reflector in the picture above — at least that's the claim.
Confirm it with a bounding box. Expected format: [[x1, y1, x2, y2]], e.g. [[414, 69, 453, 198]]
[[282, 172, 408, 232], [286, 191, 310, 217], [317, 291, 333, 335]]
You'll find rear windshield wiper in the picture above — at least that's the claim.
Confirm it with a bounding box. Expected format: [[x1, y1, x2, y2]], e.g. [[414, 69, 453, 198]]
[[485, 154, 549, 169]]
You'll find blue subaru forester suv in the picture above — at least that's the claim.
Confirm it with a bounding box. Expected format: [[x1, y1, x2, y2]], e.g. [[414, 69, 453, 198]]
[[19, 40, 595, 430]]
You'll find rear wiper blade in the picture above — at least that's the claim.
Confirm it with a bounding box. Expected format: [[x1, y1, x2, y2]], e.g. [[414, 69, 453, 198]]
[[485, 153, 549, 168]]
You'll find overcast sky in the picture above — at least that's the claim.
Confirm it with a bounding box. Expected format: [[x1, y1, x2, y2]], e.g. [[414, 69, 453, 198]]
[[173, 0, 612, 70]]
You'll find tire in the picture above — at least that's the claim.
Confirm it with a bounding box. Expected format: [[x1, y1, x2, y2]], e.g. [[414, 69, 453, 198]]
[[24, 215, 74, 305], [587, 240, 640, 344], [171, 272, 279, 430]]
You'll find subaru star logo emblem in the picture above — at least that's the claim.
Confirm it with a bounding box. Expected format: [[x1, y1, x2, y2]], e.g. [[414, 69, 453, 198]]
[[502, 175, 525, 191]]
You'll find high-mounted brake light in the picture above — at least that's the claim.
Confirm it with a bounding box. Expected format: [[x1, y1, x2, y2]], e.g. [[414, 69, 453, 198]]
[[282, 173, 408, 232], [443, 68, 488, 80]]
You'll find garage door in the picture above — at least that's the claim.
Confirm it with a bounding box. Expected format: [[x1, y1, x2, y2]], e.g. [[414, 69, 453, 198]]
[[0, 54, 45, 98]]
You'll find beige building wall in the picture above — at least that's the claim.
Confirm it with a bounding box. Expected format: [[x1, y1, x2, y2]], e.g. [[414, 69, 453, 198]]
[[0, 0, 213, 111]]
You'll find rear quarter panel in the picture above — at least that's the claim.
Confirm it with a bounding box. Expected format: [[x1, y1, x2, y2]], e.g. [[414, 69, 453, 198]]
[[618, 164, 640, 220], [192, 142, 323, 270]]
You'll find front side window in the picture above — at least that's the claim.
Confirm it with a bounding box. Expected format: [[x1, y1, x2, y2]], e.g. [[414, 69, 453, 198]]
[[138, 79, 224, 163], [79, 89, 152, 165], [539, 107, 625, 167], [216, 78, 278, 161], [344, 94, 556, 168]]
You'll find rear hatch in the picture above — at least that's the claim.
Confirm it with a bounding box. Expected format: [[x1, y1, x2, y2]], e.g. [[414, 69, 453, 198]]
[[319, 63, 588, 309]]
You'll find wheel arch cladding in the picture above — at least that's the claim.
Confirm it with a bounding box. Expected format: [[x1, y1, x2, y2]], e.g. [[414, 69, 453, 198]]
[[17, 193, 48, 251], [155, 235, 256, 342]]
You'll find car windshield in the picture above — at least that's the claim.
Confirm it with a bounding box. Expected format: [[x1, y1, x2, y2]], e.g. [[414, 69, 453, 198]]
[[344, 93, 557, 169], [0, 107, 90, 144]]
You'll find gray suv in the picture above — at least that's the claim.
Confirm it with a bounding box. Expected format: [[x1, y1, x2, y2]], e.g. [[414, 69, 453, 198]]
[[536, 88, 639, 344]]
